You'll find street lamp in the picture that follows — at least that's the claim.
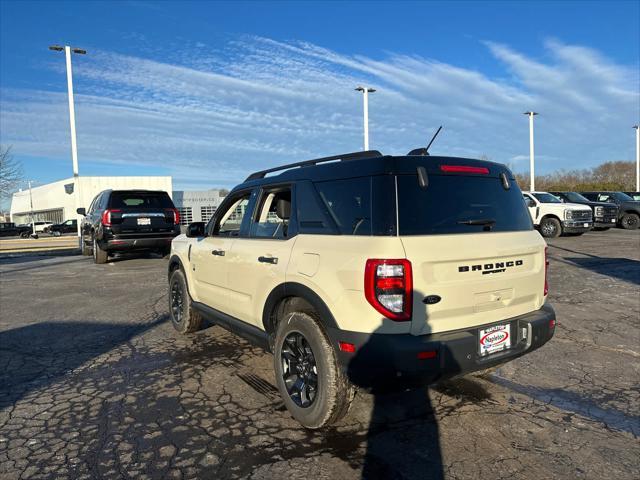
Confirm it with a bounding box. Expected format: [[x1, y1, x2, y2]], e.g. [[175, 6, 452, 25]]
[[49, 44, 86, 242], [634, 125, 639, 192], [523, 111, 538, 191], [355, 86, 376, 151]]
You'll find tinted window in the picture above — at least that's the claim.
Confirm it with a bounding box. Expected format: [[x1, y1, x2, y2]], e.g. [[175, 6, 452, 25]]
[[398, 174, 532, 235], [613, 192, 633, 201], [314, 177, 372, 235], [533, 193, 562, 203], [296, 180, 334, 234], [108, 192, 174, 209]]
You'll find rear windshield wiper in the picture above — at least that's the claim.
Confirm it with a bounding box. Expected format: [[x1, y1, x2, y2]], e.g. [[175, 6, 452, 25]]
[[457, 218, 496, 226]]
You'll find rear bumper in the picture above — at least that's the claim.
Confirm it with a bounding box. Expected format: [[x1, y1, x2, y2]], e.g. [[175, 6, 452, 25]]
[[103, 235, 177, 252], [326, 303, 555, 390]]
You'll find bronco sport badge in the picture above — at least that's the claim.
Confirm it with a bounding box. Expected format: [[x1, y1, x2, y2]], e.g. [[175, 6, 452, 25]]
[[458, 259, 523, 275]]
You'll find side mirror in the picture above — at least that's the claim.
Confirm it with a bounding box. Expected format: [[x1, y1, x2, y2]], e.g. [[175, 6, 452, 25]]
[[76, 207, 86, 216], [186, 222, 206, 238]]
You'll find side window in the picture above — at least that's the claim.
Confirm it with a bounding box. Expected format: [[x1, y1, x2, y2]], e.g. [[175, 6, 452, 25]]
[[213, 194, 251, 237], [314, 177, 372, 235], [523, 194, 536, 208], [251, 188, 292, 239], [89, 194, 100, 214]]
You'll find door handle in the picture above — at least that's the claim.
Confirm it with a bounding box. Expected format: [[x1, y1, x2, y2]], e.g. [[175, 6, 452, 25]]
[[211, 249, 225, 256], [258, 256, 278, 264]]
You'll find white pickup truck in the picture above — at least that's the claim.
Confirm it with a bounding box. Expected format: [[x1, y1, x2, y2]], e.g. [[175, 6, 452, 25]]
[[523, 191, 593, 238]]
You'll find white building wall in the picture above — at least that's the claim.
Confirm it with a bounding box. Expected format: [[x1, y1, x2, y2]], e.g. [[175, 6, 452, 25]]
[[10, 176, 172, 224]]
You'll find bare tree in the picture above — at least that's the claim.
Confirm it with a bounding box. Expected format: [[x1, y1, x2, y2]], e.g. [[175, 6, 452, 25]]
[[0, 145, 23, 199]]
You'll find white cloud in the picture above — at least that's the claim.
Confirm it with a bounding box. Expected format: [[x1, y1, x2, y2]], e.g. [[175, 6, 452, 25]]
[[1, 36, 638, 190]]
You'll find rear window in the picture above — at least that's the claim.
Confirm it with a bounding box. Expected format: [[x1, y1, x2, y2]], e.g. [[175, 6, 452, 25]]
[[397, 174, 532, 235], [109, 192, 174, 209]]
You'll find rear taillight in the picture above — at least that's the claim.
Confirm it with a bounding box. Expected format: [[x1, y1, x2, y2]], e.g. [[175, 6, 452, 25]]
[[365, 259, 412, 321], [101, 209, 121, 227], [544, 247, 549, 296], [167, 208, 180, 225]]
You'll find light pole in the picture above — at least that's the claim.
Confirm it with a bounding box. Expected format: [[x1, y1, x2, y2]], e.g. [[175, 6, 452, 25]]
[[28, 180, 36, 238], [523, 111, 538, 191], [634, 125, 639, 192], [49, 45, 86, 242], [355, 86, 375, 151]]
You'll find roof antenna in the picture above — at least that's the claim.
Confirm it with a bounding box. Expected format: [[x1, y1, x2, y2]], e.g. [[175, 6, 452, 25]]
[[407, 126, 443, 156]]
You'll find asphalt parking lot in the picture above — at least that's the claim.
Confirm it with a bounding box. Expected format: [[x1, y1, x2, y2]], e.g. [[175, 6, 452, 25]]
[[1, 229, 638, 479]]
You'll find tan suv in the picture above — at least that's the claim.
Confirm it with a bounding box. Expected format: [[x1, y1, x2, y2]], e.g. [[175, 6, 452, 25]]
[[167, 150, 556, 428]]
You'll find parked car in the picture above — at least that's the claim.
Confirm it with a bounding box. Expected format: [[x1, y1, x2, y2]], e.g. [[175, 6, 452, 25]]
[[0, 222, 32, 238], [167, 150, 555, 428], [47, 219, 77, 236], [522, 191, 592, 238], [33, 221, 53, 233], [549, 191, 618, 230], [623, 191, 640, 201], [580, 192, 640, 230], [78, 189, 181, 264]]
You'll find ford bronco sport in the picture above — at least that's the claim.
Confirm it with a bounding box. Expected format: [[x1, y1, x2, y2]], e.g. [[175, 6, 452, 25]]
[[167, 151, 555, 428]]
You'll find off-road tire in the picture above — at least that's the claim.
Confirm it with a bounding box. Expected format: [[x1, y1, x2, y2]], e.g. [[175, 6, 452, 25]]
[[620, 213, 639, 230], [81, 233, 92, 256], [540, 217, 561, 238], [273, 311, 354, 429], [169, 268, 202, 334], [93, 237, 108, 264]]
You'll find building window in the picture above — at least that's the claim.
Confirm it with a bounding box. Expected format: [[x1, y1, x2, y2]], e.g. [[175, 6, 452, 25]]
[[200, 205, 217, 223], [178, 207, 192, 225]]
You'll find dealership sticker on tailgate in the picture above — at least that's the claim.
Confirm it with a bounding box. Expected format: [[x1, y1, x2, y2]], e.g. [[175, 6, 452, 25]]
[[479, 324, 511, 356]]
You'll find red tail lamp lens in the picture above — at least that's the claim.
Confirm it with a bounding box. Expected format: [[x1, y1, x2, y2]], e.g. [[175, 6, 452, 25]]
[[417, 351, 437, 360], [101, 209, 121, 226], [339, 342, 356, 353], [364, 259, 412, 321]]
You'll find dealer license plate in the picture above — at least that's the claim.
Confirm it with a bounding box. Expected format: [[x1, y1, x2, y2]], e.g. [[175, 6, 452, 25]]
[[479, 323, 511, 356], [611, 219, 616, 222], [137, 218, 151, 226], [583, 223, 589, 227]]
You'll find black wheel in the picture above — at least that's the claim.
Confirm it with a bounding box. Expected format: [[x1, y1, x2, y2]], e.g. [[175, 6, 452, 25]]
[[81, 233, 92, 256], [93, 237, 108, 264], [20, 232, 29, 239], [540, 217, 561, 238], [274, 311, 354, 429], [169, 268, 202, 334], [620, 213, 639, 230]]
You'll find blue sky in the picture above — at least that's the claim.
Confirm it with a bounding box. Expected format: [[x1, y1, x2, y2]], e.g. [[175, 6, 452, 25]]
[[1, 0, 638, 198]]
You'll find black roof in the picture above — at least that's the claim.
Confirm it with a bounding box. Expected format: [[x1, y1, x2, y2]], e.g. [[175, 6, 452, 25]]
[[237, 151, 512, 192]]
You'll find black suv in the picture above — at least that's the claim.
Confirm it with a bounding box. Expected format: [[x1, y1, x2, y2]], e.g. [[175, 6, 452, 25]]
[[46, 219, 77, 235], [78, 189, 181, 263], [580, 192, 640, 230], [549, 191, 618, 230]]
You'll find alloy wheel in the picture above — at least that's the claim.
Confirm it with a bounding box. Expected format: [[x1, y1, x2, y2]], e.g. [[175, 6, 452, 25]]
[[170, 280, 184, 324], [281, 332, 318, 408]]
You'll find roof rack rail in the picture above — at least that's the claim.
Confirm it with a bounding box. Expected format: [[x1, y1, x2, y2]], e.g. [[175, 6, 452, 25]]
[[245, 150, 383, 181]]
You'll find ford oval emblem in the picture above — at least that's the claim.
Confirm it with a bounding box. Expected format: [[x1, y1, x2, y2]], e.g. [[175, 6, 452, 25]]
[[423, 295, 441, 305]]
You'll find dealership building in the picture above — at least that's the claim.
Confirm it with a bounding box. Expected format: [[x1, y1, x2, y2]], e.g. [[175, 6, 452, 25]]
[[10, 176, 226, 227]]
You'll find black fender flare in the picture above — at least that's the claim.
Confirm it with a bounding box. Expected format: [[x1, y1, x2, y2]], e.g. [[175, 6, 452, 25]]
[[262, 282, 339, 335], [167, 254, 184, 281]]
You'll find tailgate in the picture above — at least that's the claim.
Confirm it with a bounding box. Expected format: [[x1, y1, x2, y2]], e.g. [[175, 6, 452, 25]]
[[110, 209, 176, 234], [401, 231, 546, 335]]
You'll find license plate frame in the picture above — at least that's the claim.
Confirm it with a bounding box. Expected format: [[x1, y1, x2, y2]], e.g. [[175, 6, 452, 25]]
[[137, 217, 151, 226], [478, 323, 511, 356]]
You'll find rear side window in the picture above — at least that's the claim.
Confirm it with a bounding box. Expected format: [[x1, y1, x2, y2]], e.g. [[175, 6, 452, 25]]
[[315, 177, 372, 235], [397, 174, 532, 235], [109, 192, 174, 209]]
